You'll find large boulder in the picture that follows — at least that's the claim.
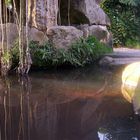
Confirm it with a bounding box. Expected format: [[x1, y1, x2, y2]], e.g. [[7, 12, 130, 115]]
[[72, 0, 110, 26], [59, 0, 110, 26], [0, 23, 18, 48], [78, 24, 112, 47], [0, 23, 48, 48], [28, 27, 48, 45], [47, 26, 83, 49]]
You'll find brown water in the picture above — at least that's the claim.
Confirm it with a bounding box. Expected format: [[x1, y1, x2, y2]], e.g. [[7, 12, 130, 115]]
[[0, 66, 138, 140]]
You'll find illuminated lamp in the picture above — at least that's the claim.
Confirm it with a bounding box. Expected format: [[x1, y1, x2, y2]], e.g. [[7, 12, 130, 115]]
[[121, 62, 140, 104]]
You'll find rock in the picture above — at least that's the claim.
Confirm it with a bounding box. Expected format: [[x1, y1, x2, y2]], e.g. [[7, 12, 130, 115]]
[[0, 23, 18, 48], [95, 0, 103, 4], [1, 0, 112, 49], [99, 56, 114, 66], [72, 0, 110, 26], [3, 0, 111, 50], [29, 28, 48, 45], [99, 48, 140, 66], [47, 26, 83, 49], [28, 0, 58, 31], [4, 0, 111, 33], [59, 0, 110, 26], [78, 25, 113, 47], [0, 23, 48, 48]]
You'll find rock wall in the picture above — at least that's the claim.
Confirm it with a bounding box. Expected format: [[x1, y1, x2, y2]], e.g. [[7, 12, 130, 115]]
[[28, 0, 58, 31], [46, 0, 112, 48], [28, 0, 110, 29], [0, 23, 48, 48], [72, 0, 110, 26], [0, 0, 112, 49]]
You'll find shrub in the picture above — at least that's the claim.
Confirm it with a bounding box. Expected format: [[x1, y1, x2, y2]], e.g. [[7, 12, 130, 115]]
[[11, 36, 112, 68], [29, 41, 55, 67], [67, 36, 112, 66], [125, 39, 140, 49], [101, 0, 140, 47], [11, 40, 20, 66]]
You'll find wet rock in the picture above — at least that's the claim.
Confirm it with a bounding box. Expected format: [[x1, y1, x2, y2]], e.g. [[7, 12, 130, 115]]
[[47, 26, 83, 49], [99, 56, 114, 66]]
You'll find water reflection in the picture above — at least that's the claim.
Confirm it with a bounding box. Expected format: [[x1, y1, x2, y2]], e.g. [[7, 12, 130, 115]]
[[0, 66, 138, 140]]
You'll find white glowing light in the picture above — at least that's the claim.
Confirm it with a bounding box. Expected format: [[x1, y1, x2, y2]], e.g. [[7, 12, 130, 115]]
[[121, 62, 140, 103], [7, 4, 12, 11]]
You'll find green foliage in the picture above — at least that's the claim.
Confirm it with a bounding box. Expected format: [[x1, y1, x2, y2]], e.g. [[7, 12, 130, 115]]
[[29, 36, 112, 67], [5, 0, 12, 8], [11, 40, 20, 66], [125, 39, 140, 49], [11, 36, 112, 68], [5, 0, 12, 5], [30, 41, 60, 67], [119, 0, 140, 6], [30, 42, 68, 67], [101, 0, 140, 47], [2, 51, 11, 64], [68, 36, 112, 66]]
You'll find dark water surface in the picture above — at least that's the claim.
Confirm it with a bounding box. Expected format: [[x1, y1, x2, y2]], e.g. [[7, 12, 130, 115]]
[[0, 66, 139, 140]]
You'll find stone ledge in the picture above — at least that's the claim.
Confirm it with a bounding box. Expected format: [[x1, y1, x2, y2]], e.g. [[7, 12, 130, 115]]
[[99, 48, 140, 66]]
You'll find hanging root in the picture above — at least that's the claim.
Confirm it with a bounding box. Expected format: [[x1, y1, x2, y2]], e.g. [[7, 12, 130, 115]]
[[1, 57, 11, 76], [25, 52, 32, 74], [18, 52, 32, 75]]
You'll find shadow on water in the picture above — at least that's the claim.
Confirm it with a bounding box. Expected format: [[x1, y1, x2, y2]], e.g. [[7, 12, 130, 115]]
[[0, 65, 138, 140]]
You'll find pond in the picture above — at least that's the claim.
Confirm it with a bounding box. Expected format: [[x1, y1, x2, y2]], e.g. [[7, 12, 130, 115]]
[[0, 65, 139, 140]]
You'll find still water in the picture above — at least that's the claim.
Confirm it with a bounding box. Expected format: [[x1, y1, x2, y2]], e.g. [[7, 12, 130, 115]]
[[0, 66, 139, 140]]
